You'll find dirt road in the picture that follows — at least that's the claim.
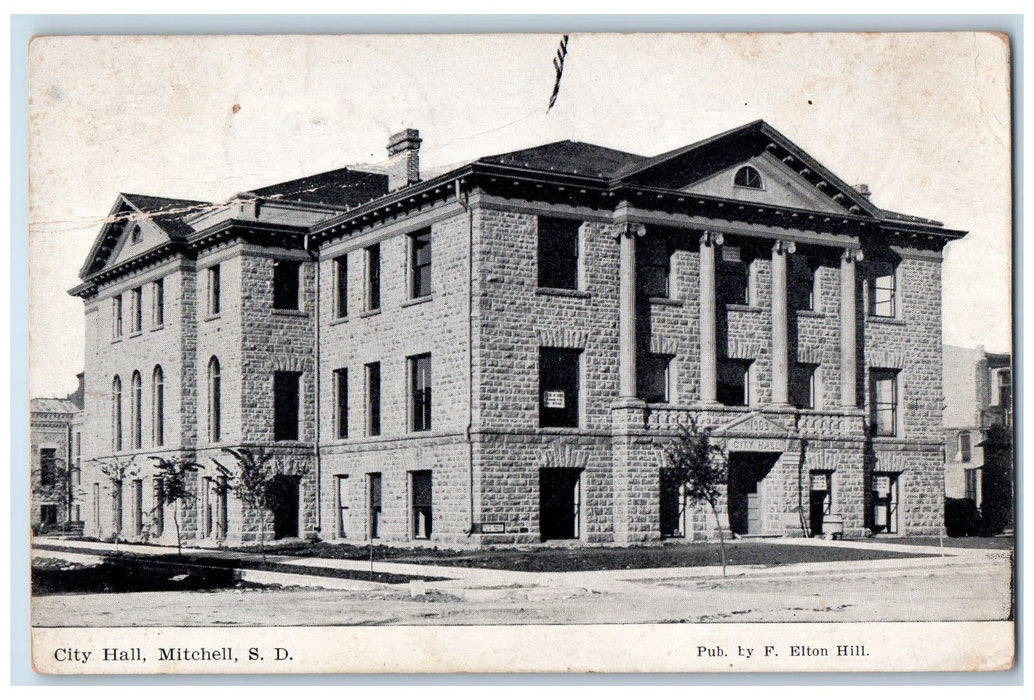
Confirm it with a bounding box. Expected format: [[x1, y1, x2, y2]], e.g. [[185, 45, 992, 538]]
[[32, 554, 1011, 627]]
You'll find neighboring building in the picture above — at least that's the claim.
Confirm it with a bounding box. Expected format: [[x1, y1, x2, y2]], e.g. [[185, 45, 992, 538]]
[[70, 120, 964, 546], [30, 390, 83, 532], [943, 345, 1013, 530]]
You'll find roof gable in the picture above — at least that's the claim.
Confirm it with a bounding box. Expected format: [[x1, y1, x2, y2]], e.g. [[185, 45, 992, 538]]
[[79, 194, 208, 278], [616, 120, 880, 217]]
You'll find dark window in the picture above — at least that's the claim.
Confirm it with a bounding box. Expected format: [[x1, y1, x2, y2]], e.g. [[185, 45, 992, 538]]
[[208, 357, 221, 442], [209, 265, 221, 315], [152, 278, 164, 327], [410, 229, 432, 298], [868, 261, 897, 317], [152, 365, 164, 446], [334, 368, 348, 439], [335, 255, 348, 318], [40, 505, 58, 528], [366, 362, 381, 436], [273, 260, 301, 310], [113, 295, 123, 338], [130, 371, 142, 448], [273, 371, 302, 441], [789, 254, 819, 312], [959, 432, 972, 462], [368, 473, 382, 539], [73, 432, 81, 484], [965, 468, 980, 503], [640, 235, 672, 298], [539, 348, 581, 428], [717, 245, 751, 306], [410, 354, 432, 432], [130, 224, 142, 245], [790, 363, 818, 409], [870, 368, 898, 437], [717, 359, 751, 407], [40, 448, 57, 487], [112, 375, 123, 450], [639, 354, 672, 403], [153, 477, 165, 536], [537, 217, 580, 290], [734, 165, 763, 189], [130, 287, 142, 333], [366, 244, 381, 311], [411, 471, 432, 539]]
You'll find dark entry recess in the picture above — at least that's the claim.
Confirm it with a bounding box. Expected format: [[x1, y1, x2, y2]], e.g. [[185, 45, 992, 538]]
[[809, 471, 832, 536], [265, 474, 301, 539], [539, 468, 582, 541], [727, 452, 779, 535], [659, 468, 686, 538]]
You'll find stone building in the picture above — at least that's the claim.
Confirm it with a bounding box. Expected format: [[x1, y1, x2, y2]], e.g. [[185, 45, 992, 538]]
[[70, 120, 963, 546], [30, 393, 82, 532], [943, 345, 1013, 530]]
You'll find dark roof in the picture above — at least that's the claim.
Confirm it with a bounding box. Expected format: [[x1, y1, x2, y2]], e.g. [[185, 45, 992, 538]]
[[245, 167, 389, 208], [121, 193, 211, 240], [477, 140, 647, 179], [30, 398, 81, 415], [879, 208, 944, 227]]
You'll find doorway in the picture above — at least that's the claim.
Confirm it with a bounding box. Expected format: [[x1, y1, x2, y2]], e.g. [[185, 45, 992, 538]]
[[659, 468, 687, 538], [727, 452, 779, 535], [539, 468, 582, 541], [265, 474, 301, 539], [809, 471, 832, 536], [871, 472, 900, 534]]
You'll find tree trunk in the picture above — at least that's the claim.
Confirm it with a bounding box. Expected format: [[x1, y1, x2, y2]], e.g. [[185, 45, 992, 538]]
[[173, 506, 182, 555], [709, 500, 727, 577], [259, 506, 266, 564]]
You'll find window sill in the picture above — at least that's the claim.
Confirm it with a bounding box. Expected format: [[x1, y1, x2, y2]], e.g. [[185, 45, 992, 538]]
[[536, 287, 590, 299], [359, 308, 382, 319], [272, 308, 308, 318], [111, 337, 123, 344], [129, 331, 142, 338], [648, 297, 683, 307], [725, 303, 763, 313], [797, 309, 826, 318], [151, 325, 165, 332], [329, 315, 349, 327], [204, 314, 221, 322], [536, 426, 584, 434], [868, 315, 906, 326], [401, 294, 433, 308]]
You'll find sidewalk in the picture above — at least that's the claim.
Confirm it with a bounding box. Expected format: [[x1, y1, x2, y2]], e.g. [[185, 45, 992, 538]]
[[32, 535, 1000, 594]]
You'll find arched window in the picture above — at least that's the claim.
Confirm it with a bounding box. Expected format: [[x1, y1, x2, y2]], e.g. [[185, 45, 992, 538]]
[[112, 376, 123, 451], [152, 365, 165, 447], [208, 356, 221, 443], [734, 165, 763, 189], [130, 371, 142, 449]]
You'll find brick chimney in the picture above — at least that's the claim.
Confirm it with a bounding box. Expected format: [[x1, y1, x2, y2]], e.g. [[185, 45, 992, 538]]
[[386, 128, 422, 191]]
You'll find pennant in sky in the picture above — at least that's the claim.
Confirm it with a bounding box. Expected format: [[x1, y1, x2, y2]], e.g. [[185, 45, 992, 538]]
[[547, 35, 570, 112]]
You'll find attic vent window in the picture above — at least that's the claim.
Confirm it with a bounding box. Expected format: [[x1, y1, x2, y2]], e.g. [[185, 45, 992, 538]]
[[130, 225, 142, 245], [734, 166, 763, 190]]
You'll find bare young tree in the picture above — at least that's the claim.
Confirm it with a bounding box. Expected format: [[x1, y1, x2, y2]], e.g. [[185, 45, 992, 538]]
[[150, 456, 202, 555], [663, 417, 730, 576], [212, 446, 278, 563], [97, 455, 139, 552]]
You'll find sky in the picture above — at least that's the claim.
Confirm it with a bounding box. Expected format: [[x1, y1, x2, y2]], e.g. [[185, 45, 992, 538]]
[[27, 32, 1012, 398]]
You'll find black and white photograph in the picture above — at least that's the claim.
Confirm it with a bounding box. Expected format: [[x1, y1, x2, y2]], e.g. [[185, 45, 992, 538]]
[[26, 31, 1013, 674]]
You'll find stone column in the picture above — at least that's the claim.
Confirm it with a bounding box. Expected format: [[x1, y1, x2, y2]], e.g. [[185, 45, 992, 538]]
[[840, 248, 863, 408], [770, 239, 796, 407], [617, 222, 645, 400], [698, 231, 723, 405]]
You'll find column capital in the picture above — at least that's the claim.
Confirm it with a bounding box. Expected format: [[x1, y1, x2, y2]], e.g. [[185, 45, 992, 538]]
[[612, 222, 646, 240], [842, 248, 864, 263], [772, 239, 797, 255], [700, 230, 724, 247]]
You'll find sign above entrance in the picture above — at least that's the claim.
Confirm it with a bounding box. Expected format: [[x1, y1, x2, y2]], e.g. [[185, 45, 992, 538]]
[[544, 390, 565, 409]]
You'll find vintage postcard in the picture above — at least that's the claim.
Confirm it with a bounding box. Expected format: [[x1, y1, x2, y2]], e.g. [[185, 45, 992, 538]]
[[27, 32, 1013, 674]]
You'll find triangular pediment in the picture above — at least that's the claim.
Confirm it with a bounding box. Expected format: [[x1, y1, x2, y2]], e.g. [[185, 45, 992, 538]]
[[713, 411, 793, 438], [615, 120, 880, 218], [109, 209, 173, 268]]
